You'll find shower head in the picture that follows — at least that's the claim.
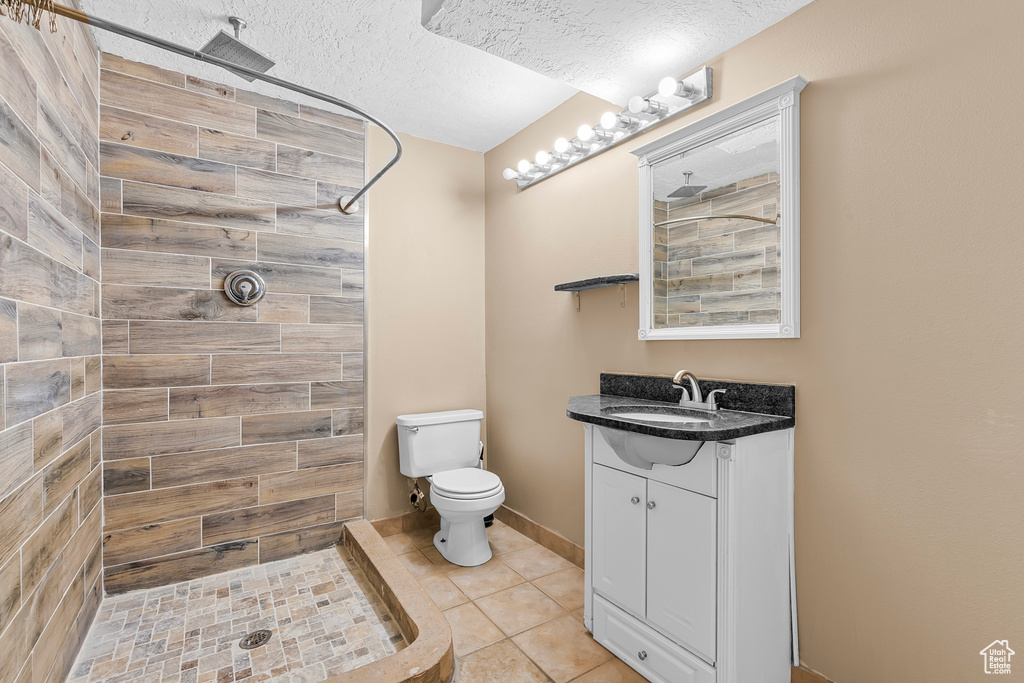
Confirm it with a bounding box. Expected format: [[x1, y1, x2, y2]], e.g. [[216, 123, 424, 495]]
[[668, 171, 707, 199], [200, 16, 275, 82]]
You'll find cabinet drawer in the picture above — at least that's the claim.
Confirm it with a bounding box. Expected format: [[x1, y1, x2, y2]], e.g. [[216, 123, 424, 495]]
[[593, 595, 716, 683], [593, 425, 717, 498]]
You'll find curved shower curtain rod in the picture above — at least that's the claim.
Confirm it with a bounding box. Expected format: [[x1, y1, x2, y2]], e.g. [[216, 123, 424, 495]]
[[654, 214, 778, 227], [16, 0, 402, 215]]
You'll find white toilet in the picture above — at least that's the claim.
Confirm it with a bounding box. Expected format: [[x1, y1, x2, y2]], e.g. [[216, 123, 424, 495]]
[[396, 409, 504, 567]]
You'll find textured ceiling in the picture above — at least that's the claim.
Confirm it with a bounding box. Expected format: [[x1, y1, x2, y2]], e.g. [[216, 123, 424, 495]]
[[80, 0, 813, 152], [80, 0, 576, 152], [425, 0, 815, 106]]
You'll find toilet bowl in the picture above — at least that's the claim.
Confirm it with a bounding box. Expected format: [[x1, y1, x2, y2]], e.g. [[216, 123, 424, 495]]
[[396, 409, 502, 567], [428, 467, 505, 566]]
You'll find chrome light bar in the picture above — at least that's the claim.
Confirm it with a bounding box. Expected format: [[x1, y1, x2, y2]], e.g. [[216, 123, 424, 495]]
[[503, 67, 712, 190]]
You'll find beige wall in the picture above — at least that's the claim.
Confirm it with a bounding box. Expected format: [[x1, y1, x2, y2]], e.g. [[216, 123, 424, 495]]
[[482, 0, 1024, 680], [366, 128, 486, 521]]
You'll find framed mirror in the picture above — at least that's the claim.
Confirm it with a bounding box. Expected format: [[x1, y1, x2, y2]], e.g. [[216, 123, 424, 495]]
[[633, 77, 807, 339]]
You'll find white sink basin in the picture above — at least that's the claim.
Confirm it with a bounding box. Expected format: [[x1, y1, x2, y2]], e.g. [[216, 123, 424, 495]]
[[608, 412, 709, 424], [596, 423, 707, 469]]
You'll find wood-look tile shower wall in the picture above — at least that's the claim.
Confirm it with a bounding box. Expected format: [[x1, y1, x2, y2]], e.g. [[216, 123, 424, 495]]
[[0, 13, 104, 683], [97, 54, 366, 594]]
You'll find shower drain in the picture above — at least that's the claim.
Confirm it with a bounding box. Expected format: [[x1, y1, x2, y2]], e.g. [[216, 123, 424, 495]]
[[238, 629, 273, 650]]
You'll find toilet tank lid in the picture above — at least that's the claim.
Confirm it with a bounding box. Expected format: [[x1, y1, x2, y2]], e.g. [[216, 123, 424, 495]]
[[396, 409, 483, 427]]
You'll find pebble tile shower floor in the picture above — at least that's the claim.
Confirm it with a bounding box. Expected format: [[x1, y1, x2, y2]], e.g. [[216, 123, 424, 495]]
[[67, 549, 404, 683]]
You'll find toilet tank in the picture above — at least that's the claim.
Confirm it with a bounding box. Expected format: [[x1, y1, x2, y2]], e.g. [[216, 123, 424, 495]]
[[396, 409, 483, 477]]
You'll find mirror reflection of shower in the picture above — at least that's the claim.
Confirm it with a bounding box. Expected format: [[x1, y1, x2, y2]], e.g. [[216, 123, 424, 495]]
[[650, 117, 783, 330], [669, 171, 707, 199]]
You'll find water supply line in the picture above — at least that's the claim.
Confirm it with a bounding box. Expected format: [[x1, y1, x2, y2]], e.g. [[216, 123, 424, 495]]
[[409, 479, 426, 512], [10, 0, 402, 214]]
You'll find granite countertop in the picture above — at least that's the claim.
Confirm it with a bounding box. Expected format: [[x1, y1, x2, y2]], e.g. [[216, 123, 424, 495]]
[[567, 394, 793, 441], [566, 373, 796, 441]]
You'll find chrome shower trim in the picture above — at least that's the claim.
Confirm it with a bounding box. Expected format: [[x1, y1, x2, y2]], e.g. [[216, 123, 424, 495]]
[[26, 0, 402, 214]]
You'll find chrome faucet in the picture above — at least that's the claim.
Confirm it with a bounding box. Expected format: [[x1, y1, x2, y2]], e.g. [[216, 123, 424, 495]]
[[672, 370, 702, 403], [672, 370, 726, 411]]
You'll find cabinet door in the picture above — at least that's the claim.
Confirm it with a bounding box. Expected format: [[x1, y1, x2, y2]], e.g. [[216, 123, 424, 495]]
[[646, 480, 717, 662], [592, 464, 647, 617]]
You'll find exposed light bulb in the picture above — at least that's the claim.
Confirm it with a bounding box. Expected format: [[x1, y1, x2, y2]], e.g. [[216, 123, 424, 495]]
[[577, 124, 595, 141], [554, 137, 571, 154], [628, 95, 668, 117], [502, 168, 518, 180], [535, 150, 552, 166], [601, 112, 641, 132], [517, 159, 533, 174], [658, 76, 699, 99]]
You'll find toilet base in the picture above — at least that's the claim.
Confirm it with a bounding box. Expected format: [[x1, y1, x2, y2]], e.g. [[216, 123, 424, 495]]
[[434, 518, 492, 567]]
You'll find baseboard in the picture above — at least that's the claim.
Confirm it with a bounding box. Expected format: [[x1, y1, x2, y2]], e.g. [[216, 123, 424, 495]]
[[792, 665, 834, 683], [370, 505, 585, 568], [370, 508, 440, 537], [494, 505, 585, 568]]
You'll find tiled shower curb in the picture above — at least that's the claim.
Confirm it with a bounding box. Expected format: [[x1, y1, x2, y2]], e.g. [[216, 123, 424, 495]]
[[336, 520, 456, 683]]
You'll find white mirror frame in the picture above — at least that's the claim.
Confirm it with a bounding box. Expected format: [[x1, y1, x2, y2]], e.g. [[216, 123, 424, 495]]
[[633, 76, 807, 340]]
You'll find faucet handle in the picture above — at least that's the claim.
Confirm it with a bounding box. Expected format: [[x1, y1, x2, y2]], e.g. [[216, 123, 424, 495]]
[[706, 389, 727, 410], [673, 384, 690, 402]]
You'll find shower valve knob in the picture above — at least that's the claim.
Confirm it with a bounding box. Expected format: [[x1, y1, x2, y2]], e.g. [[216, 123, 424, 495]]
[[224, 270, 266, 306]]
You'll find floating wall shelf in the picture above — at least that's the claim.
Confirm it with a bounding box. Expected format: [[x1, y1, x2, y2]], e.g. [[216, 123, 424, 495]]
[[554, 274, 640, 292], [555, 274, 639, 311]]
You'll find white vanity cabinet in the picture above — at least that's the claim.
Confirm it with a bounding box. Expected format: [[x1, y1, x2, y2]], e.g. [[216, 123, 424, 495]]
[[583, 423, 796, 683]]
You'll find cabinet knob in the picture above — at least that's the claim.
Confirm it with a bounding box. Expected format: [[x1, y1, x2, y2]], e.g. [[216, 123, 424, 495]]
[[638, 650, 648, 661], [647, 500, 656, 510], [630, 496, 640, 505]]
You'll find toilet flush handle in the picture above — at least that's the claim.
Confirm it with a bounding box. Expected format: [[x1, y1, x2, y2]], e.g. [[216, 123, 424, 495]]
[[402, 425, 419, 433]]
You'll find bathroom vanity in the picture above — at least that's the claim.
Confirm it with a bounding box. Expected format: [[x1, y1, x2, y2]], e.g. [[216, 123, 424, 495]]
[[567, 374, 796, 683]]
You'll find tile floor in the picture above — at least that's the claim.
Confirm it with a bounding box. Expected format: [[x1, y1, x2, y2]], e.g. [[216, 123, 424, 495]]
[[67, 548, 404, 683], [385, 521, 646, 683]]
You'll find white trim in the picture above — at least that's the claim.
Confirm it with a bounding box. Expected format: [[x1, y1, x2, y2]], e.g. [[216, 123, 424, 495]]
[[788, 428, 799, 665], [583, 424, 594, 631], [637, 156, 653, 341], [635, 77, 807, 341], [716, 443, 737, 682]]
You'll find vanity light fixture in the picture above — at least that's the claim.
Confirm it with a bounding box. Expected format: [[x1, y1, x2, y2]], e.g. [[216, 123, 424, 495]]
[[555, 136, 588, 155], [577, 124, 613, 144], [505, 66, 713, 190], [658, 75, 701, 100], [601, 111, 642, 132], [628, 95, 668, 117]]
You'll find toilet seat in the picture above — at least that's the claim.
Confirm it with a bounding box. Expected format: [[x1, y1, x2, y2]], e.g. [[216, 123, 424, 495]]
[[429, 468, 502, 500]]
